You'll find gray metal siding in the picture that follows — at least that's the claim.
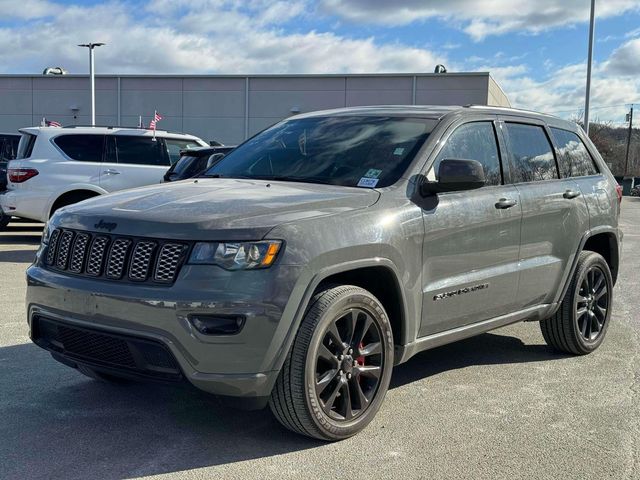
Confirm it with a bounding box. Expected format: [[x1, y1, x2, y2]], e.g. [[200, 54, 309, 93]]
[[0, 73, 509, 144]]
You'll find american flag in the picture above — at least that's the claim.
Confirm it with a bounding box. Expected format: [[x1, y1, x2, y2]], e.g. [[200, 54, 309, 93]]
[[44, 119, 62, 127], [149, 111, 163, 130]]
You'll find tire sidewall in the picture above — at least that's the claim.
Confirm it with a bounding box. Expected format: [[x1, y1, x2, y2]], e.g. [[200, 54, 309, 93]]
[[570, 253, 613, 352], [303, 288, 394, 440]]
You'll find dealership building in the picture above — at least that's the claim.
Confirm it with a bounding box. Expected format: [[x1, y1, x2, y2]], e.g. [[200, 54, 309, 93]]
[[0, 72, 510, 144]]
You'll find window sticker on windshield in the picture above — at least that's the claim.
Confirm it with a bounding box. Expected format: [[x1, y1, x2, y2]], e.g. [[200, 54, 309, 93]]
[[357, 177, 379, 188], [393, 147, 405, 155], [364, 168, 382, 178]]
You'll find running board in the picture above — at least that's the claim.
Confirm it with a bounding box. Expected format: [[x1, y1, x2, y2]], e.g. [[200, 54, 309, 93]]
[[394, 304, 552, 365]]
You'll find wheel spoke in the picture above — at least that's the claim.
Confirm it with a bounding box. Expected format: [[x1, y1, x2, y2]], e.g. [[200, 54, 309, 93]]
[[580, 315, 588, 338], [326, 322, 343, 346], [357, 364, 381, 380], [341, 382, 353, 420], [316, 369, 338, 396], [593, 273, 604, 295], [576, 307, 588, 319], [318, 343, 337, 365], [352, 378, 369, 410], [344, 310, 359, 346], [595, 285, 608, 300], [360, 341, 382, 357], [594, 305, 606, 325], [353, 314, 373, 348], [323, 379, 343, 413]]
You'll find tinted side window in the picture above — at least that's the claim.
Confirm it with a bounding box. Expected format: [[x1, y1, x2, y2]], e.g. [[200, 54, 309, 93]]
[[165, 138, 203, 165], [16, 133, 36, 159], [550, 128, 598, 177], [505, 123, 557, 182], [113, 136, 168, 166], [431, 121, 502, 186], [54, 134, 105, 162]]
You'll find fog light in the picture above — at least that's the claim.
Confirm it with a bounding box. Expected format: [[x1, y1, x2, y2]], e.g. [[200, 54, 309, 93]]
[[189, 315, 245, 335]]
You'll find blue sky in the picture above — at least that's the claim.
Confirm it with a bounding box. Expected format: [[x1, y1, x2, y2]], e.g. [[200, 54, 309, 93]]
[[0, 0, 639, 123]]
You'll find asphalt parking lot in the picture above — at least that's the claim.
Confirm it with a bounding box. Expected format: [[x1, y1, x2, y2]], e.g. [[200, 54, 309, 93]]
[[1, 200, 638, 480]]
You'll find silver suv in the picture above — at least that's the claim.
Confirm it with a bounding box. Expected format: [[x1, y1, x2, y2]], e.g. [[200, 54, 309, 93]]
[[27, 106, 622, 441]]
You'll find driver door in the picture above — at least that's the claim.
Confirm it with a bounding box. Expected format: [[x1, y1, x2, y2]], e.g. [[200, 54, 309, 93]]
[[418, 119, 522, 336]]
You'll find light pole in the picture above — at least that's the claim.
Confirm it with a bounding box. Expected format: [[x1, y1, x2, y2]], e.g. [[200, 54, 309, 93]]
[[584, 0, 596, 135], [78, 42, 105, 126]]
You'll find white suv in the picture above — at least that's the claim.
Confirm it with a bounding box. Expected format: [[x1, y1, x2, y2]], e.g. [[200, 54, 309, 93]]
[[0, 126, 207, 227]]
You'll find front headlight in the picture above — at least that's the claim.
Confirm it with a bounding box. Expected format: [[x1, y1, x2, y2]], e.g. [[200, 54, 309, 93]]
[[188, 240, 282, 270], [41, 221, 51, 245]]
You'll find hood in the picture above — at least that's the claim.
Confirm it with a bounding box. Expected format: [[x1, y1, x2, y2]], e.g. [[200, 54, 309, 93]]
[[55, 178, 380, 240]]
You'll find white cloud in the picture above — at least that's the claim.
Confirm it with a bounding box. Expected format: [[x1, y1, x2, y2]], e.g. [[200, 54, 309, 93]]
[[606, 38, 640, 76], [320, 0, 640, 40], [0, 0, 446, 74]]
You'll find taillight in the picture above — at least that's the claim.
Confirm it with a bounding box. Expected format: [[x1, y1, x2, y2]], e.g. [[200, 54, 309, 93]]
[[8, 168, 39, 183], [615, 184, 623, 204]]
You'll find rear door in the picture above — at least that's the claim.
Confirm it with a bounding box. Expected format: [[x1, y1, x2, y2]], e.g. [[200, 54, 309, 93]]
[[419, 117, 522, 336], [99, 135, 169, 192], [500, 118, 590, 308]]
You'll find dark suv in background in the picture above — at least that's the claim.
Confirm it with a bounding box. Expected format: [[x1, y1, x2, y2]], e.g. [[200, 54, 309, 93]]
[[27, 106, 621, 441], [0, 133, 20, 227], [163, 145, 235, 182]]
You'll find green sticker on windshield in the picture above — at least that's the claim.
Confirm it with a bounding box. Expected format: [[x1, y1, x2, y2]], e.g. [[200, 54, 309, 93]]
[[364, 168, 382, 179]]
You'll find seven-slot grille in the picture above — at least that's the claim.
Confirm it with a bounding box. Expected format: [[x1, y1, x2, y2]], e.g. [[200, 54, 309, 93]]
[[45, 228, 188, 285]]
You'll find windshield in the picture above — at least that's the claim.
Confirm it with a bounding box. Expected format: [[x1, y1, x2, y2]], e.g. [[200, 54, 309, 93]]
[[204, 116, 437, 188]]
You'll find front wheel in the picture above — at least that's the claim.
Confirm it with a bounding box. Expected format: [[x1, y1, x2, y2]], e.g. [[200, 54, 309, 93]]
[[540, 251, 613, 355], [269, 285, 394, 441]]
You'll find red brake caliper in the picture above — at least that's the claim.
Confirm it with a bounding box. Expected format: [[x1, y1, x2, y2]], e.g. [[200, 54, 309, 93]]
[[356, 342, 365, 366]]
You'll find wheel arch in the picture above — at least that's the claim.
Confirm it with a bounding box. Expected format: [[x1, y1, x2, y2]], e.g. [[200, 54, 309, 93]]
[[49, 187, 105, 218], [551, 226, 621, 315]]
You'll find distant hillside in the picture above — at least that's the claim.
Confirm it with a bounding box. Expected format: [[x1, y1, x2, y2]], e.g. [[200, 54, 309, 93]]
[[587, 123, 639, 176]]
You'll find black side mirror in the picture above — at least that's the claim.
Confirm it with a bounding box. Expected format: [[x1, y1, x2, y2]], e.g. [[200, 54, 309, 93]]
[[420, 158, 486, 196]]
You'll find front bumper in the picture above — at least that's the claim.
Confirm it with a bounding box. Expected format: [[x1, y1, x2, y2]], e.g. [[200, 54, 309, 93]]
[[26, 261, 306, 401]]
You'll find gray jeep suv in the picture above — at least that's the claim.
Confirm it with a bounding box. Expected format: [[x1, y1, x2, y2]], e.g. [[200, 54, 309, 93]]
[[27, 106, 622, 441]]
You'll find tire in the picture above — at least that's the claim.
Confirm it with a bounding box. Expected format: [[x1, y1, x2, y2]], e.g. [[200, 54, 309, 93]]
[[77, 365, 130, 384], [269, 285, 394, 441], [540, 251, 613, 355], [0, 211, 9, 230]]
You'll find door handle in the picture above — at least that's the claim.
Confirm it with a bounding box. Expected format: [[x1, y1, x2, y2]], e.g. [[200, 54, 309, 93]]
[[563, 189, 581, 199], [103, 169, 121, 175], [495, 198, 517, 209]]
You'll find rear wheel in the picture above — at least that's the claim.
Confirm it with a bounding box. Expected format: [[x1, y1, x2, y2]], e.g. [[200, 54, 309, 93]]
[[540, 251, 612, 355], [269, 285, 394, 441]]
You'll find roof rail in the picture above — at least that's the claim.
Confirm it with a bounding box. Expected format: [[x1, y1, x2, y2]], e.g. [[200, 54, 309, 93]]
[[60, 124, 196, 136]]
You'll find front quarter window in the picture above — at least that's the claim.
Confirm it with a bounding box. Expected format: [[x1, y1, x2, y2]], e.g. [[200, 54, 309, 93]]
[[205, 116, 436, 188]]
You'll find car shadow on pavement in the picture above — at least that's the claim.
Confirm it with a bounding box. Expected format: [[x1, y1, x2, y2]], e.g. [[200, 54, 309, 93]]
[[0, 342, 322, 480], [391, 331, 569, 389], [0, 331, 568, 479]]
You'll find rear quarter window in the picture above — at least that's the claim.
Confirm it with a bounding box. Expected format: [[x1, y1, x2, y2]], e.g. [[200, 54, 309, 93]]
[[550, 128, 599, 177], [53, 134, 105, 162]]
